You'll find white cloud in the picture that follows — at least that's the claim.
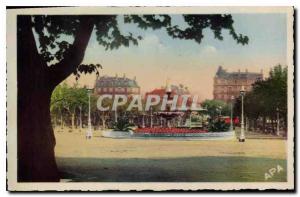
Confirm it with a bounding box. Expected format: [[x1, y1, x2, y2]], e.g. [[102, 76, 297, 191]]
[[200, 45, 217, 56], [138, 34, 168, 53]]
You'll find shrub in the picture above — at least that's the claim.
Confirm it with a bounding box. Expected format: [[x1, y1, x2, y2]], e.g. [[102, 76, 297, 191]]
[[208, 119, 230, 132], [112, 118, 133, 132]]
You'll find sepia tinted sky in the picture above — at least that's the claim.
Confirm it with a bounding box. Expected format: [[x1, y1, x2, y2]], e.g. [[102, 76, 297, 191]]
[[66, 13, 287, 100]]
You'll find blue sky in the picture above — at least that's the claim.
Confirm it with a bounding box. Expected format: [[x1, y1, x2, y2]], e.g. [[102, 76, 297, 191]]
[[72, 13, 287, 100]]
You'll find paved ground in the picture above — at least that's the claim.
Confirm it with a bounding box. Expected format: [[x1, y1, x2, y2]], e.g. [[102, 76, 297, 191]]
[[54, 129, 287, 182]]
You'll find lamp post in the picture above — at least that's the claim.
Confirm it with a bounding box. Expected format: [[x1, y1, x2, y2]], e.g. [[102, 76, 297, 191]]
[[150, 107, 153, 128], [276, 107, 280, 136], [239, 86, 245, 142], [86, 88, 93, 139], [142, 113, 145, 128], [230, 95, 235, 131], [79, 105, 82, 132]]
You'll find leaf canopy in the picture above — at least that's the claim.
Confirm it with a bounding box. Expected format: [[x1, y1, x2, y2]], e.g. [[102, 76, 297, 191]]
[[31, 14, 248, 79]]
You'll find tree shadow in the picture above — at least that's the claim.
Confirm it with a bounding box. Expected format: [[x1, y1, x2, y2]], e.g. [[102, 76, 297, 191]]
[[56, 156, 287, 182]]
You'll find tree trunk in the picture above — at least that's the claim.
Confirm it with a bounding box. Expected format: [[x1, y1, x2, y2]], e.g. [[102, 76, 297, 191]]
[[271, 118, 275, 134], [101, 116, 106, 129], [17, 16, 95, 182], [253, 118, 257, 132], [17, 16, 60, 182], [60, 111, 64, 130], [263, 116, 266, 133], [18, 87, 59, 182], [71, 112, 75, 131], [79, 108, 82, 131]]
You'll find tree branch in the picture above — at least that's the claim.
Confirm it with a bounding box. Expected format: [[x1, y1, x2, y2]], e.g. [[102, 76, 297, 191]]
[[48, 16, 95, 88]]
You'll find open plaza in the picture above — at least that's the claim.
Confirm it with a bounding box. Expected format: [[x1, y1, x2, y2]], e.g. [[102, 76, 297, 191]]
[[55, 128, 287, 182]]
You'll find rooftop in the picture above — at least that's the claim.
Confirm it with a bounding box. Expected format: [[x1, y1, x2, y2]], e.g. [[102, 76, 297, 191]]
[[95, 75, 139, 88], [215, 66, 263, 80], [146, 84, 190, 96]]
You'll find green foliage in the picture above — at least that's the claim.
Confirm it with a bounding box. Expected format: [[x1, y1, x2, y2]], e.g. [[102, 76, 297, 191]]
[[50, 83, 68, 115], [31, 14, 248, 80], [234, 64, 288, 128], [50, 82, 90, 115], [208, 119, 230, 132], [202, 99, 230, 118], [112, 118, 133, 132], [191, 115, 201, 122]]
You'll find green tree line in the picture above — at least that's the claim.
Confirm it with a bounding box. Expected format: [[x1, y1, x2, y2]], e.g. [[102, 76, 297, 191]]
[[234, 64, 287, 135]]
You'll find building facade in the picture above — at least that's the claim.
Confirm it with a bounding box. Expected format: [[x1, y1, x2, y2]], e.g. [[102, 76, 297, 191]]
[[213, 66, 263, 103], [94, 74, 140, 96]]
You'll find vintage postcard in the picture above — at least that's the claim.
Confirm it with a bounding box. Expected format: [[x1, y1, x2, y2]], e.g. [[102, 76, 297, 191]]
[[6, 6, 294, 191]]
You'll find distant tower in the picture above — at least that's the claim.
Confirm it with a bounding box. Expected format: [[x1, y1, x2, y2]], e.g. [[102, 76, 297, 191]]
[[165, 78, 171, 93]]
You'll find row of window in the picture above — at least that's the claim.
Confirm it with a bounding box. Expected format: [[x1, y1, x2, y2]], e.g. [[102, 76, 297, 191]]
[[214, 85, 251, 92], [97, 87, 140, 93], [214, 94, 238, 100], [215, 79, 257, 85]]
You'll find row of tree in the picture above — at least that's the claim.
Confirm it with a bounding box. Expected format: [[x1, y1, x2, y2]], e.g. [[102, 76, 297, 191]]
[[233, 64, 287, 134], [200, 64, 287, 135], [51, 83, 157, 130], [50, 83, 113, 130], [201, 99, 231, 118]]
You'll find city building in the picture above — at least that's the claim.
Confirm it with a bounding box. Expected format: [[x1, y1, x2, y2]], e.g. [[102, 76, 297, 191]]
[[94, 74, 140, 96], [213, 66, 263, 103]]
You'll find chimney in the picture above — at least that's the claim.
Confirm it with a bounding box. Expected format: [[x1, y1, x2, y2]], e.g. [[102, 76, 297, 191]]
[[123, 73, 126, 78], [115, 73, 118, 78], [133, 76, 136, 81], [245, 69, 248, 73]]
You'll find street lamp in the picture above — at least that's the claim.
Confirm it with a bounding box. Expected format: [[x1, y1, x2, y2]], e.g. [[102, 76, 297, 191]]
[[230, 95, 235, 131], [86, 87, 93, 139], [142, 113, 145, 128], [79, 105, 82, 132], [239, 86, 245, 142], [276, 107, 280, 136], [150, 107, 153, 128]]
